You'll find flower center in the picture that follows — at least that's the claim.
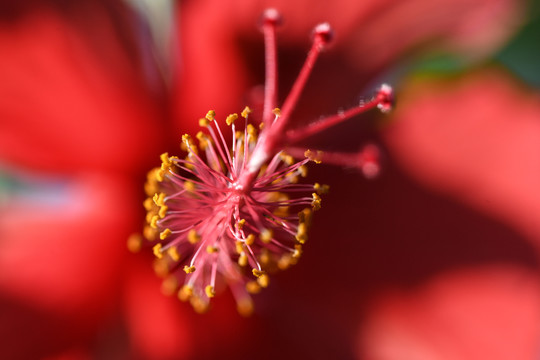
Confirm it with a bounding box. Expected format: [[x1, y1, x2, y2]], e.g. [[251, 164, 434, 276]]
[[131, 8, 393, 316]]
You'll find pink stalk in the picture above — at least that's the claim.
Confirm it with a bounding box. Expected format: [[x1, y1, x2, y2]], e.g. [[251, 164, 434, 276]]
[[261, 9, 281, 125], [286, 143, 382, 179], [239, 23, 333, 190], [273, 22, 333, 134], [286, 84, 394, 143]]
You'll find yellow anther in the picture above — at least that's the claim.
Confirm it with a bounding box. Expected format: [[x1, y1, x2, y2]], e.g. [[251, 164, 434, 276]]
[[280, 153, 294, 165], [314, 183, 330, 194], [144, 180, 157, 197], [241, 106, 252, 118], [259, 248, 271, 265], [184, 180, 196, 193], [153, 192, 165, 206], [191, 296, 210, 314], [181, 133, 192, 145], [158, 205, 168, 218], [304, 149, 323, 164], [161, 275, 178, 296], [187, 229, 201, 244], [267, 191, 288, 202], [252, 269, 265, 278], [257, 274, 270, 288], [148, 167, 159, 179], [206, 245, 219, 253], [312, 193, 322, 211], [160, 152, 171, 165], [273, 204, 289, 218], [292, 244, 303, 258], [246, 281, 261, 294], [181, 134, 198, 154], [150, 215, 160, 229], [153, 258, 169, 278], [236, 298, 254, 317], [153, 243, 163, 259], [272, 108, 281, 117], [196, 131, 210, 150], [298, 165, 308, 177], [246, 124, 257, 138], [260, 228, 273, 243], [238, 252, 248, 267], [143, 225, 157, 241], [183, 265, 196, 274], [226, 113, 238, 125], [236, 219, 246, 229], [271, 193, 286, 208], [178, 285, 193, 302], [167, 246, 180, 261], [296, 222, 308, 243], [259, 122, 265, 130], [183, 155, 195, 169], [155, 169, 166, 182], [127, 233, 143, 253], [159, 228, 172, 240], [235, 241, 244, 254], [199, 117, 210, 127], [286, 172, 299, 184], [278, 249, 300, 270], [205, 110, 216, 121], [205, 285, 216, 298], [146, 210, 156, 224], [143, 197, 154, 211], [267, 192, 289, 217], [146, 167, 159, 181], [298, 208, 313, 226], [278, 254, 293, 270], [245, 234, 255, 246]]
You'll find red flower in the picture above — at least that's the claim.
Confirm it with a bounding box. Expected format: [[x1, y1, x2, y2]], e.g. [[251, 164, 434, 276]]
[[1, 0, 536, 359], [358, 69, 540, 359], [140, 14, 394, 315]]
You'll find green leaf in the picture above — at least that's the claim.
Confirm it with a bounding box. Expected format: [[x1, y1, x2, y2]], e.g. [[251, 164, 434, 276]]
[[496, 6, 540, 88]]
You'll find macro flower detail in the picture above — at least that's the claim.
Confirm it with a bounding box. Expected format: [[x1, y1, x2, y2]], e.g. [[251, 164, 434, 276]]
[[135, 8, 393, 315]]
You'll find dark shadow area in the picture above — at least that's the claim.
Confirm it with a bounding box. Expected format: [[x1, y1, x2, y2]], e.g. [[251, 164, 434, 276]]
[[0, 295, 92, 360], [205, 134, 540, 360]]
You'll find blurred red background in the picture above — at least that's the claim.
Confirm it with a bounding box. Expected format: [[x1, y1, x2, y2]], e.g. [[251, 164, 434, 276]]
[[1, 0, 540, 359]]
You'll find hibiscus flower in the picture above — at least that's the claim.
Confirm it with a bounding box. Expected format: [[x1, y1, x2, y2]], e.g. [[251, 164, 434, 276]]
[[1, 0, 537, 359]]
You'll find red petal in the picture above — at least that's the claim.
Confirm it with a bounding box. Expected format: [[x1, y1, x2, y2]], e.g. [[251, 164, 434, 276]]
[[171, 0, 524, 133], [344, 0, 524, 77], [122, 257, 194, 360], [384, 69, 540, 244], [359, 267, 540, 360], [122, 255, 255, 359], [0, 173, 138, 358], [0, 3, 166, 174]]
